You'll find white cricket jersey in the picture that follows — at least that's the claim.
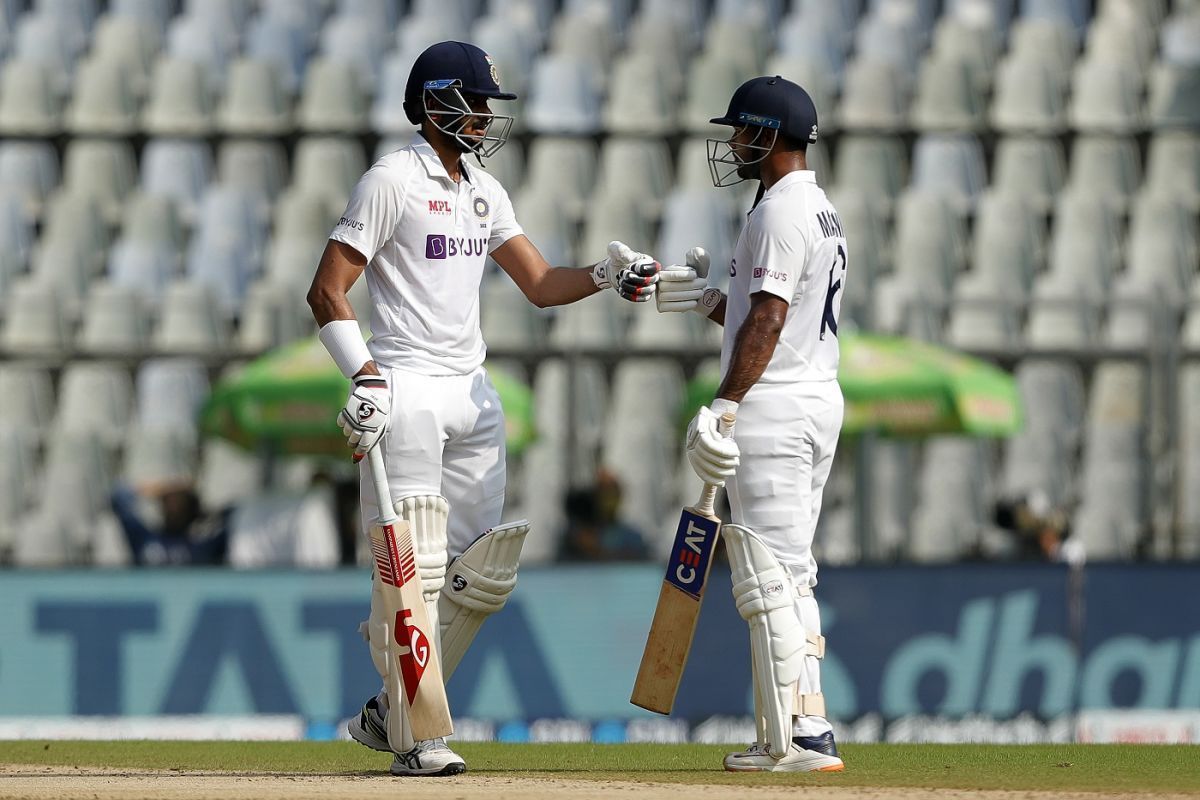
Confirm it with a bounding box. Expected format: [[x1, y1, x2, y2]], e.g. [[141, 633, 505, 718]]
[[329, 137, 524, 375], [722, 170, 848, 384]]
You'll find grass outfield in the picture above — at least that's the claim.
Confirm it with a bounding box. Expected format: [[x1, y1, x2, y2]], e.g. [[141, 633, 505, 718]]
[[1, 741, 1198, 793]]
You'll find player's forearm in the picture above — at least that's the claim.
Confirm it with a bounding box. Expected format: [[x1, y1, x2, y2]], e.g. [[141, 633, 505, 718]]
[[527, 265, 602, 308], [716, 310, 782, 403], [307, 285, 357, 327]]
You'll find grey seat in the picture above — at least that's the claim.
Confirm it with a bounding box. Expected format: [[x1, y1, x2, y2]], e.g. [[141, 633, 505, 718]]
[[991, 135, 1066, 212]]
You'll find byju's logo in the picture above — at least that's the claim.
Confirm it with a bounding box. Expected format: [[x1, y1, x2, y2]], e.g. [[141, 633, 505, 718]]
[[425, 234, 488, 260], [426, 234, 447, 259]]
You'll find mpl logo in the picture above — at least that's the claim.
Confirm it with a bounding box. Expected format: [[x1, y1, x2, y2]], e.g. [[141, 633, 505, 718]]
[[428, 200, 451, 215], [665, 513, 721, 599]]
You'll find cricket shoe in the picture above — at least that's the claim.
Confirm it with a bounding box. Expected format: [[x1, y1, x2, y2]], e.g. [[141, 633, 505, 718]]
[[723, 732, 844, 772], [347, 696, 390, 752], [390, 738, 467, 777]]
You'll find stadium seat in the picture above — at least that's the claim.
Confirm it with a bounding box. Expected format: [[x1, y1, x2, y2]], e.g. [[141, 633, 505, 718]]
[[62, 139, 137, 225], [0, 363, 54, 437], [548, 4, 617, 70], [264, 233, 327, 286], [297, 58, 368, 135], [912, 56, 986, 132], [291, 137, 367, 217], [656, 189, 739, 286], [864, 440, 920, 560], [13, 11, 79, 94], [89, 15, 161, 100], [891, 191, 968, 298], [479, 272, 546, 351], [1148, 64, 1200, 129], [1144, 132, 1200, 210], [1069, 58, 1145, 133], [123, 423, 199, 486], [910, 133, 987, 211], [1063, 135, 1142, 212], [525, 52, 603, 135], [930, 16, 1000, 93], [244, 14, 309, 96], [319, 13, 388, 93], [1019, 0, 1088, 43], [594, 138, 674, 221], [1126, 193, 1199, 296], [370, 53, 420, 136], [578, 196, 656, 273], [218, 58, 292, 136], [991, 135, 1066, 211], [838, 58, 911, 132], [1046, 194, 1122, 289], [197, 438, 265, 511], [603, 53, 678, 136], [78, 279, 153, 356], [237, 278, 311, 353], [831, 135, 908, 217], [273, 188, 339, 245], [29, 236, 93, 320], [990, 57, 1068, 134], [516, 440, 567, 563], [947, 276, 1023, 350], [142, 56, 216, 136], [1, 279, 73, 357], [140, 139, 214, 225], [512, 191, 576, 268], [1160, 9, 1200, 67], [0, 423, 37, 559], [110, 0, 175, 37], [0, 59, 62, 136], [1084, 15, 1154, 74], [550, 294, 627, 349], [0, 140, 58, 221], [1025, 273, 1102, 352], [701, 17, 768, 76], [153, 280, 232, 355], [1178, 366, 1200, 557], [54, 361, 134, 448], [1104, 272, 1163, 348], [854, 8, 923, 74], [517, 137, 597, 225], [679, 53, 748, 134], [217, 140, 289, 208], [967, 190, 1046, 299], [911, 438, 996, 562], [135, 357, 211, 429], [66, 57, 140, 136], [40, 192, 110, 276], [532, 357, 609, 475]]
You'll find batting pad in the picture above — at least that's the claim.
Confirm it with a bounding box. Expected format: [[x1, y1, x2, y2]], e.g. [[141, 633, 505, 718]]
[[725, 523, 809, 757], [438, 520, 530, 680], [396, 494, 449, 648]]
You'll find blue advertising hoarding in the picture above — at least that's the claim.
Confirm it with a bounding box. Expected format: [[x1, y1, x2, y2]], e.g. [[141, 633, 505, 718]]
[[0, 564, 1197, 728]]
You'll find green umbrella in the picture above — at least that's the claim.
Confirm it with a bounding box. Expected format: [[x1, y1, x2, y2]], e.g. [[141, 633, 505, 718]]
[[683, 333, 1021, 437], [200, 337, 536, 457]]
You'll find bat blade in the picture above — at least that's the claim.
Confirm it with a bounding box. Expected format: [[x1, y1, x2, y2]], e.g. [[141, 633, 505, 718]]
[[630, 505, 722, 714], [369, 518, 454, 742]]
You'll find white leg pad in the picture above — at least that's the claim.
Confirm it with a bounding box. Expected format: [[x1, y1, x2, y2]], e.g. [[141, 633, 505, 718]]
[[438, 520, 530, 680], [396, 495, 449, 655], [724, 523, 806, 758]]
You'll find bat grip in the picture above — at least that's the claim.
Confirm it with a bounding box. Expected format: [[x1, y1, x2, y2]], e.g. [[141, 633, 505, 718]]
[[366, 445, 397, 525], [695, 412, 736, 517]]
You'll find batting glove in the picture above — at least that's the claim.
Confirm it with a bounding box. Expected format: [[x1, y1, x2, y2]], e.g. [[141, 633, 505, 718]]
[[592, 240, 661, 303], [338, 374, 391, 460], [686, 402, 740, 487], [658, 246, 720, 314]]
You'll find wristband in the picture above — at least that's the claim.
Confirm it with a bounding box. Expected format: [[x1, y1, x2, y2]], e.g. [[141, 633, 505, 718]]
[[697, 287, 723, 318], [710, 397, 740, 418], [318, 319, 372, 378]]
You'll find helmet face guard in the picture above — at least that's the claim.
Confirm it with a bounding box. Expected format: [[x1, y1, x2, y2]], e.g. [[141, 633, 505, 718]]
[[706, 120, 779, 187], [422, 79, 513, 159]]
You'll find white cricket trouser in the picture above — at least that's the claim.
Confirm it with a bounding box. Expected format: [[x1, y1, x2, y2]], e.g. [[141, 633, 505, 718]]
[[726, 379, 843, 589], [358, 364, 507, 559], [726, 378, 843, 738]]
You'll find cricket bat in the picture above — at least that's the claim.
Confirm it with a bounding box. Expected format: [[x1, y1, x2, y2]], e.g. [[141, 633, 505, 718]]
[[631, 412, 735, 714], [365, 446, 453, 742]]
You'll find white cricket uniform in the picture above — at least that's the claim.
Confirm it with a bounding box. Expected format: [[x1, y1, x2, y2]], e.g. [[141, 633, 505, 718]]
[[330, 136, 523, 556], [721, 169, 847, 737]]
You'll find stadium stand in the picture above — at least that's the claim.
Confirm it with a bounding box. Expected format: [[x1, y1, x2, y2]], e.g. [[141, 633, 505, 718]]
[[0, 0, 1196, 567]]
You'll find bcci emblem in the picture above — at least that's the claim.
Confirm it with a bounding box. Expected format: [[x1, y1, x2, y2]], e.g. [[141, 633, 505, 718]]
[[473, 196, 489, 219], [484, 53, 500, 87]]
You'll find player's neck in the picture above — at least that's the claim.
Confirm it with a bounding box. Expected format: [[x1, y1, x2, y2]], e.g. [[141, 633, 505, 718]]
[[421, 128, 465, 182], [759, 152, 808, 192]]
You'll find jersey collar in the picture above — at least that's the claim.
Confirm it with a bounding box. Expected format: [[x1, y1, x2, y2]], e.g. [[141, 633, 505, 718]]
[[766, 169, 816, 195], [411, 134, 473, 184]]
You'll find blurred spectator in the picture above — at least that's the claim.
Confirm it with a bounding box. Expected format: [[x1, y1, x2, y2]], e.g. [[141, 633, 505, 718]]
[[993, 490, 1070, 561], [110, 480, 231, 566], [558, 467, 649, 561]]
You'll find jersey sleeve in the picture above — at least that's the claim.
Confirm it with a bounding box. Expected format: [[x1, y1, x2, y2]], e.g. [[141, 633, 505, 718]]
[[487, 185, 524, 253], [745, 202, 807, 301], [329, 165, 403, 262]]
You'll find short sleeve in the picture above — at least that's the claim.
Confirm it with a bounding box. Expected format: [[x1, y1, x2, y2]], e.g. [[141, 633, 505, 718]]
[[487, 185, 524, 253], [329, 165, 402, 262], [745, 202, 807, 301]]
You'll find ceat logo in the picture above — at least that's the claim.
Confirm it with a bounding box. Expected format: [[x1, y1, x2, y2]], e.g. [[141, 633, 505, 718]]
[[428, 200, 451, 215]]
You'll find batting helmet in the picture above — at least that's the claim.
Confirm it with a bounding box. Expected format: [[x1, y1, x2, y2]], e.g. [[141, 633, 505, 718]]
[[707, 76, 819, 187]]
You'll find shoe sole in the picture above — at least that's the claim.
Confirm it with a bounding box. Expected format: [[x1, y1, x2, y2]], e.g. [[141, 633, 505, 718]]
[[725, 761, 844, 773], [390, 761, 467, 777]]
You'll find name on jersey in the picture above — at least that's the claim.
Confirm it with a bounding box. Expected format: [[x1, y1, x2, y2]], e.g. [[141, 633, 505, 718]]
[[816, 210, 845, 239], [425, 233, 489, 260], [337, 216, 365, 232], [753, 266, 789, 281], [428, 200, 452, 215]]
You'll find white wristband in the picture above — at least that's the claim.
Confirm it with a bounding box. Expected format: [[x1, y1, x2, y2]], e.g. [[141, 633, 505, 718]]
[[318, 319, 373, 378], [710, 398, 740, 418]]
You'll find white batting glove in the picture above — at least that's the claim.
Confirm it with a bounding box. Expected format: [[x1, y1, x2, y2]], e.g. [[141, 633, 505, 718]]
[[338, 374, 391, 461], [657, 247, 722, 317], [686, 402, 740, 487], [591, 240, 661, 303]]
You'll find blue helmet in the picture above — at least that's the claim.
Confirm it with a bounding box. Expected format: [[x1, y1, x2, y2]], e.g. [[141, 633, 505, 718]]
[[707, 76, 819, 187], [403, 41, 517, 157]]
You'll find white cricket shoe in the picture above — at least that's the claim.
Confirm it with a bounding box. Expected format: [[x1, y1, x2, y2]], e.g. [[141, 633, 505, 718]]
[[390, 738, 467, 777], [724, 732, 845, 773]]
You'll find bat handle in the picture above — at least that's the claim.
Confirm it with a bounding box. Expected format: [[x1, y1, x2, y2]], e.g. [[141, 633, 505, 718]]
[[366, 445, 397, 525], [695, 412, 736, 517]]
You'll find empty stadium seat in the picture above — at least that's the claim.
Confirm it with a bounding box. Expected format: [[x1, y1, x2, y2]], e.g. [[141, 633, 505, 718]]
[[991, 135, 1066, 211], [1069, 58, 1145, 133], [517, 137, 598, 224], [603, 53, 677, 136], [218, 57, 292, 136], [66, 57, 140, 136], [140, 139, 214, 224], [244, 13, 309, 96], [525, 52, 603, 135], [1, 278, 73, 357], [0, 59, 62, 136], [0, 140, 58, 221], [479, 272, 546, 351], [1063, 135, 1142, 212], [237, 278, 311, 353], [912, 55, 986, 132], [838, 58, 911, 132], [291, 137, 366, 218], [153, 280, 232, 354], [217, 139, 289, 206], [142, 56, 215, 136], [910, 133, 987, 211], [62, 139, 138, 225], [1144, 132, 1200, 210], [319, 13, 388, 93], [78, 279, 153, 356], [298, 58, 368, 134], [1148, 64, 1200, 129], [55, 361, 134, 447]]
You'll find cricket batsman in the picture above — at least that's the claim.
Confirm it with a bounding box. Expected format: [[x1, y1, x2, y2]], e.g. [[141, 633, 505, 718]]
[[307, 41, 660, 776], [654, 76, 848, 772]]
